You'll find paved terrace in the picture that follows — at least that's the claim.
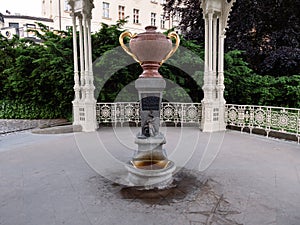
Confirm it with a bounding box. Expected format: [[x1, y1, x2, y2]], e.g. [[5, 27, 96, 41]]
[[0, 127, 299, 225]]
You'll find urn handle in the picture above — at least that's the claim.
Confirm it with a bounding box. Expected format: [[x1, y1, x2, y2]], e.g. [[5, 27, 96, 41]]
[[119, 31, 141, 64], [161, 31, 180, 65]]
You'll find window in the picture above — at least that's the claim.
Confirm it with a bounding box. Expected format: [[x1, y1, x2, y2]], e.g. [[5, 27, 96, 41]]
[[8, 22, 19, 28], [160, 15, 165, 29], [103, 2, 110, 18], [25, 24, 36, 38], [0, 14, 4, 23], [151, 13, 156, 26], [26, 24, 36, 29], [118, 5, 125, 20], [133, 9, 139, 24]]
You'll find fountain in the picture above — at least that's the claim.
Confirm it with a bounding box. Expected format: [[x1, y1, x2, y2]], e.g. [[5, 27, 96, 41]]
[[119, 26, 180, 189]]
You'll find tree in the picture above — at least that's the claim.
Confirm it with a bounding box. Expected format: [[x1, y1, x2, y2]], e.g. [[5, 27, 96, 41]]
[[94, 30, 205, 103], [224, 50, 300, 108], [164, 0, 204, 43], [0, 21, 205, 119], [164, 0, 300, 76], [227, 0, 300, 76], [0, 24, 74, 118]]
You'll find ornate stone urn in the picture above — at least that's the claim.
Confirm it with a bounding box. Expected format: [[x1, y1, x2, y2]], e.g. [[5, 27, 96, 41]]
[[119, 26, 179, 78], [119, 27, 180, 189]]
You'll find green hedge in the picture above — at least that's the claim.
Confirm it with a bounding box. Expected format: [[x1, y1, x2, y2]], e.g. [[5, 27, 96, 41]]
[[0, 100, 68, 119]]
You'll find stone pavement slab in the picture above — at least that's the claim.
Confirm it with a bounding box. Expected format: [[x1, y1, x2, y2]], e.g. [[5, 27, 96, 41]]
[[0, 128, 299, 225]]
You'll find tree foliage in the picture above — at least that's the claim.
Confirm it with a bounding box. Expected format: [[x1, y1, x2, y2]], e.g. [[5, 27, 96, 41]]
[[0, 20, 299, 120], [94, 32, 205, 103], [0, 24, 73, 119], [0, 22, 206, 118], [224, 50, 300, 108], [164, 0, 300, 76]]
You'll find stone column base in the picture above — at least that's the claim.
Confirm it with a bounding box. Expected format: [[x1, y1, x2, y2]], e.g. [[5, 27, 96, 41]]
[[201, 101, 226, 132]]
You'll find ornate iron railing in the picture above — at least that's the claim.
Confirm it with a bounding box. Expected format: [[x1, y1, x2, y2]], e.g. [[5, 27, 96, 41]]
[[225, 104, 300, 138], [96, 102, 299, 142], [96, 102, 202, 126]]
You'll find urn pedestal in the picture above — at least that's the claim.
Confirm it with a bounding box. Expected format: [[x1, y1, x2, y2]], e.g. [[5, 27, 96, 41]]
[[119, 26, 179, 189]]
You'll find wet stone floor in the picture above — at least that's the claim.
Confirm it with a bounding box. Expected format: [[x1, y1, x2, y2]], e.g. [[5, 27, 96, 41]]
[[88, 168, 242, 225]]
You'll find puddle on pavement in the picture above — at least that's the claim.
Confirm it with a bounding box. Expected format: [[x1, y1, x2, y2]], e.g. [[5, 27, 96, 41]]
[[118, 169, 208, 205]]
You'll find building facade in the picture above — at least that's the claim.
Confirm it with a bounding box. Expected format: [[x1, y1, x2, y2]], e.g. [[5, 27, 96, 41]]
[[42, 0, 173, 33], [1, 1, 174, 40], [0, 14, 53, 40], [0, 13, 4, 27]]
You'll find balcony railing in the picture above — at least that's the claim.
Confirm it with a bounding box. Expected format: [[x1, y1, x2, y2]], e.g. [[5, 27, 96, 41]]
[[96, 102, 202, 126], [225, 104, 300, 140], [96, 102, 299, 142]]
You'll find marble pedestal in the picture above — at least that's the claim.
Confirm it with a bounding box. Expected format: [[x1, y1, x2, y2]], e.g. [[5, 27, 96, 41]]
[[125, 78, 176, 189]]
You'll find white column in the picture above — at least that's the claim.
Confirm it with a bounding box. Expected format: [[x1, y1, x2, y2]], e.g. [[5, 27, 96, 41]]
[[72, 12, 80, 125], [200, 0, 232, 132], [88, 18, 93, 81], [201, 11, 215, 131], [208, 12, 213, 74], [218, 27, 225, 104], [83, 13, 89, 93], [68, 0, 97, 132], [86, 16, 95, 100], [72, 13, 79, 101], [207, 12, 214, 101], [216, 15, 226, 131], [204, 16, 209, 76], [81, 12, 97, 132], [78, 15, 85, 100], [213, 15, 218, 99], [202, 15, 209, 102]]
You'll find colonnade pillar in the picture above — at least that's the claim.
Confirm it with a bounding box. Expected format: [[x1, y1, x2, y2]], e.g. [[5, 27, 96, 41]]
[[68, 0, 97, 132], [200, 0, 235, 132]]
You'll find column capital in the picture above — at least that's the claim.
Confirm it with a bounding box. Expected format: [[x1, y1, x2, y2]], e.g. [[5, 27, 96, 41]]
[[200, 0, 236, 35], [83, 0, 94, 20], [220, 0, 236, 35]]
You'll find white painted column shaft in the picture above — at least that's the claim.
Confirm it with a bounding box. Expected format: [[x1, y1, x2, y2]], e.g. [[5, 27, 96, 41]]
[[78, 15, 85, 100], [213, 15, 218, 100], [208, 12, 213, 73], [87, 18, 93, 78], [213, 16, 217, 76], [71, 12, 80, 126], [69, 0, 97, 132], [218, 25, 225, 103], [72, 13, 80, 101], [204, 16, 209, 74], [83, 13, 89, 90]]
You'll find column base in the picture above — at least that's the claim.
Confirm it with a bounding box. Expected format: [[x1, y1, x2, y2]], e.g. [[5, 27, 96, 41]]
[[82, 100, 98, 132], [74, 100, 98, 132], [72, 100, 81, 126], [200, 101, 226, 132]]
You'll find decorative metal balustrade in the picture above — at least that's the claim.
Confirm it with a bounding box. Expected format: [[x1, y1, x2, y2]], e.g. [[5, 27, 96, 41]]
[[96, 102, 300, 142], [225, 104, 300, 139], [96, 102, 202, 127]]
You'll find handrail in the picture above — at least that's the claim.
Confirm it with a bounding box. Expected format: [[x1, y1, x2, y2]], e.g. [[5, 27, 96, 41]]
[[225, 104, 300, 138], [96, 102, 201, 127], [96, 102, 299, 142]]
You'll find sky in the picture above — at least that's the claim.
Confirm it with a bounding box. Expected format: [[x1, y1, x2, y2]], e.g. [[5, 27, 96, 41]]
[[0, 0, 42, 17]]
